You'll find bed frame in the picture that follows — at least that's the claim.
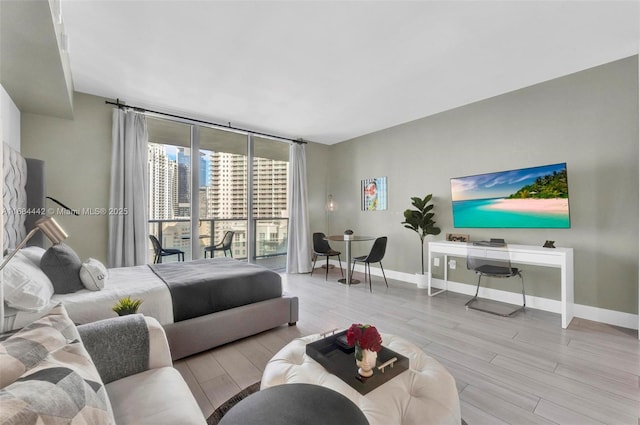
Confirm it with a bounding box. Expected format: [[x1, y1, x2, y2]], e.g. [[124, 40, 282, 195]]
[[2, 143, 299, 360], [165, 295, 298, 360]]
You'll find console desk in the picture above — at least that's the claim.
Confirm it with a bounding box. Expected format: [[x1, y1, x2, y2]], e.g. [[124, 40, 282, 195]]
[[427, 241, 574, 328]]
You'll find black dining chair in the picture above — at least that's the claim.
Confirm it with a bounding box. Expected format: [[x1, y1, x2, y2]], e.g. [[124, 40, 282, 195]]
[[352, 236, 388, 292], [311, 232, 343, 280], [149, 234, 185, 264], [204, 231, 235, 258]]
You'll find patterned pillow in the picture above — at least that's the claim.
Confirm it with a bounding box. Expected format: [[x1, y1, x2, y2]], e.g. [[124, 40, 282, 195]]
[[0, 304, 75, 387], [0, 305, 115, 425]]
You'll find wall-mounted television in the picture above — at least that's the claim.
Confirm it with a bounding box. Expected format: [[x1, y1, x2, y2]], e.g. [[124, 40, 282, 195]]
[[450, 162, 570, 228]]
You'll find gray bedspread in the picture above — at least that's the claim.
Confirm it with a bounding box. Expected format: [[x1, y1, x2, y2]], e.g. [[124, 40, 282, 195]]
[[149, 258, 282, 322]]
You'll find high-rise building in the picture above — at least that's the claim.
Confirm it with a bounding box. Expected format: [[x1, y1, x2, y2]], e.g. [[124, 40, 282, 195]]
[[148, 141, 289, 260]]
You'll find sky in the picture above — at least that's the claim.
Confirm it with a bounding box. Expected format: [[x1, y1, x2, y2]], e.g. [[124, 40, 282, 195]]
[[450, 163, 567, 201]]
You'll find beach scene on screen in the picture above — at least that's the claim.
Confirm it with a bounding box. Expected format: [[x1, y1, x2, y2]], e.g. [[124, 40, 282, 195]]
[[451, 163, 570, 228]]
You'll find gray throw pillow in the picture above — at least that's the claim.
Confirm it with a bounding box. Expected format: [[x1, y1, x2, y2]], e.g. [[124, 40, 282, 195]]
[[40, 243, 84, 294]]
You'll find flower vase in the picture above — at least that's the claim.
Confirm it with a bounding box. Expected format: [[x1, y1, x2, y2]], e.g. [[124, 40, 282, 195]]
[[355, 345, 377, 378]]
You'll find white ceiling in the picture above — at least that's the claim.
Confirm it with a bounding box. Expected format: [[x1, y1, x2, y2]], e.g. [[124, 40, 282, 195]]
[[61, 1, 639, 145]]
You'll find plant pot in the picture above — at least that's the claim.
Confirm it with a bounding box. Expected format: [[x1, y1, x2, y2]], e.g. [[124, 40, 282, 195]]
[[355, 347, 378, 378], [416, 273, 430, 289], [115, 309, 138, 316]]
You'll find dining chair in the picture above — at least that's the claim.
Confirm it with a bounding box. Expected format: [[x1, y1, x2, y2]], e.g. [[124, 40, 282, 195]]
[[149, 234, 185, 264], [351, 236, 388, 292], [204, 231, 235, 258], [465, 245, 525, 316], [311, 232, 343, 280]]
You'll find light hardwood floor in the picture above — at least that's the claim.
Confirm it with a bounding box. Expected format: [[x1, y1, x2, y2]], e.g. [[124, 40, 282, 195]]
[[174, 269, 640, 425]]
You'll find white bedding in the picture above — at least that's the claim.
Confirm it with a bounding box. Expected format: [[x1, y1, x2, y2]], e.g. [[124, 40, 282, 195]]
[[12, 265, 173, 329]]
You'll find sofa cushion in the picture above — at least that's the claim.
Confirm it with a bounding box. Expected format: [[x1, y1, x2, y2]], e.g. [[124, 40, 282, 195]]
[[106, 367, 206, 425], [40, 243, 84, 294], [0, 305, 115, 424], [0, 304, 75, 387]]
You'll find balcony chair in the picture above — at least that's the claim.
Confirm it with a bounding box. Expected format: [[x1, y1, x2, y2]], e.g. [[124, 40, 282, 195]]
[[204, 230, 235, 258], [351, 236, 388, 292], [149, 234, 185, 264], [311, 232, 343, 280], [465, 245, 525, 317]]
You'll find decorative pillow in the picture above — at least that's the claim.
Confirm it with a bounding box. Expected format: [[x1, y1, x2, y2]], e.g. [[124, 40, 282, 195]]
[[2, 251, 54, 312], [0, 306, 114, 425], [40, 243, 84, 294], [79, 258, 109, 291], [0, 304, 75, 387], [19, 246, 47, 266]]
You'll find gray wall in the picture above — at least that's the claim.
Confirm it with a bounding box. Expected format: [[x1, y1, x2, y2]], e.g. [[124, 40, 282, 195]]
[[21, 92, 112, 263], [18, 57, 638, 315], [311, 56, 638, 315]]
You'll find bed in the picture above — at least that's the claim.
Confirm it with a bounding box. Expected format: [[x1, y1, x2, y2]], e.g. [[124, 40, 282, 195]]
[[2, 143, 298, 359]]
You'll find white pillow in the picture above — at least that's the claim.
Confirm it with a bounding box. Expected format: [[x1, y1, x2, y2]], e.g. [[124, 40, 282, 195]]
[[2, 251, 54, 312], [79, 258, 108, 291], [19, 246, 47, 266]]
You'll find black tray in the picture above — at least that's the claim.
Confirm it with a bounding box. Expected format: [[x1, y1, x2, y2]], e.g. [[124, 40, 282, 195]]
[[305, 330, 409, 395]]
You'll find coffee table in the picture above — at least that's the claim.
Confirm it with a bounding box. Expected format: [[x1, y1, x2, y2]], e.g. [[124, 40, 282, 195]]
[[261, 332, 461, 425]]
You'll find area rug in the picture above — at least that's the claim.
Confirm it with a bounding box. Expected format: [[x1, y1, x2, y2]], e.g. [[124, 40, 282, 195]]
[[206, 381, 468, 425], [207, 382, 261, 425]]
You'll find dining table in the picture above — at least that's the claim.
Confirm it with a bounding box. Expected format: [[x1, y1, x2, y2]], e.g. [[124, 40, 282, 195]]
[[326, 235, 376, 285]]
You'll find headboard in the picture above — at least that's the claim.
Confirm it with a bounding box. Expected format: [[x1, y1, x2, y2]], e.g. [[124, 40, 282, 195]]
[[2, 143, 46, 251]]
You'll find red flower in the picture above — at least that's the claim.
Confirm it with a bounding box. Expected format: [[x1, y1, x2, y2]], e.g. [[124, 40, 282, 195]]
[[346, 323, 382, 352]]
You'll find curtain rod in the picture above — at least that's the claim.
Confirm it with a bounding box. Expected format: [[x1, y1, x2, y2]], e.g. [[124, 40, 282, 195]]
[[105, 99, 306, 144]]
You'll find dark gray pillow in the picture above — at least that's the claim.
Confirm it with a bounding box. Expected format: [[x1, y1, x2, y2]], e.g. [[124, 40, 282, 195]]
[[40, 243, 84, 294]]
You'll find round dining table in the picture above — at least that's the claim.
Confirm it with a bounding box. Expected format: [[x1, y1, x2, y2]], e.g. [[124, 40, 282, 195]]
[[326, 235, 375, 285]]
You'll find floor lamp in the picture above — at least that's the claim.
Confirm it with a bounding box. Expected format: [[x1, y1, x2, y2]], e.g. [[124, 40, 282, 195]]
[[0, 217, 68, 331]]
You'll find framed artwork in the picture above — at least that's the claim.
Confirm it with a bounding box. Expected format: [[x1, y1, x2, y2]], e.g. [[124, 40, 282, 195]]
[[361, 177, 388, 211], [446, 233, 470, 242]]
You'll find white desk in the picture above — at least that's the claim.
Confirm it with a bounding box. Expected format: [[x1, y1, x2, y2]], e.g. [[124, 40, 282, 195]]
[[427, 241, 574, 328]]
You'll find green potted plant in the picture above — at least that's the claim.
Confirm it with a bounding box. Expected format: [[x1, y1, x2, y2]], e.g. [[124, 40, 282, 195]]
[[402, 194, 441, 288], [112, 296, 143, 316]]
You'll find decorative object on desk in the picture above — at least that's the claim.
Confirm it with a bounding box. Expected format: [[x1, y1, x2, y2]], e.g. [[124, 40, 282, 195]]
[[112, 296, 143, 316], [361, 176, 388, 211], [344, 229, 354, 240], [446, 233, 469, 242], [402, 194, 441, 288], [346, 323, 382, 378], [543, 240, 556, 248]]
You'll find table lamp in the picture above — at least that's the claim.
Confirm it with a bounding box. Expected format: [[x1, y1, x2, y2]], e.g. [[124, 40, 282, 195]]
[[0, 216, 68, 271]]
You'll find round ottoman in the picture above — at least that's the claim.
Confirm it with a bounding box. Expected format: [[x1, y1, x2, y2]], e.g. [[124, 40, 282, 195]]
[[219, 383, 369, 425], [261, 333, 461, 425]]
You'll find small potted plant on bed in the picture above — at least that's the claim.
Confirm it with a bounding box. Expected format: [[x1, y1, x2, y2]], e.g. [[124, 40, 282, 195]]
[[112, 296, 143, 316], [401, 194, 441, 288]]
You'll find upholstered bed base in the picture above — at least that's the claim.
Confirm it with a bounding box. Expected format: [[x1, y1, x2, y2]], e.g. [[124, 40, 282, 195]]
[[164, 295, 299, 360]]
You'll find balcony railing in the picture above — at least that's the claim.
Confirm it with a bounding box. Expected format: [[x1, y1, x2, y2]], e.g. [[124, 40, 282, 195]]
[[148, 217, 288, 270]]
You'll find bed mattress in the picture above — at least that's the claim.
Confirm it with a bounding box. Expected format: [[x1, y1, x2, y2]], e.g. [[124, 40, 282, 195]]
[[12, 265, 173, 329]]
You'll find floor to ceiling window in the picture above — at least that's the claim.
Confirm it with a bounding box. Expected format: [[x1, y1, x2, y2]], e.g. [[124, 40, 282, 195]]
[[146, 117, 289, 270]]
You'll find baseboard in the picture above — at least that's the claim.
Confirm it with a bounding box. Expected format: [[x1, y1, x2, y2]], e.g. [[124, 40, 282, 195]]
[[328, 260, 639, 330]]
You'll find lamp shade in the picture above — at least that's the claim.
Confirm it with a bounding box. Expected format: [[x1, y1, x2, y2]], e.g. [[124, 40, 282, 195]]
[[35, 217, 68, 244]]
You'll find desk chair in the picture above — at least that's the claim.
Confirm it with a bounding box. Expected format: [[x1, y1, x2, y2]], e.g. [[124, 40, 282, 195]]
[[204, 231, 234, 258], [311, 232, 343, 280], [352, 236, 388, 292], [465, 245, 525, 316], [149, 235, 185, 264]]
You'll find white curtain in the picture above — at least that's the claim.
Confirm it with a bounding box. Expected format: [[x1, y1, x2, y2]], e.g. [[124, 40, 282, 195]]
[[108, 109, 149, 267], [286, 143, 312, 273]]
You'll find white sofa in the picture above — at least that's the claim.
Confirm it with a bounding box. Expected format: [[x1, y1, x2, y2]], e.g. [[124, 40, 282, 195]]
[[0, 304, 206, 425]]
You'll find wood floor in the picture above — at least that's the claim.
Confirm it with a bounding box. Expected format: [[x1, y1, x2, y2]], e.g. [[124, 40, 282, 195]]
[[174, 268, 640, 425]]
